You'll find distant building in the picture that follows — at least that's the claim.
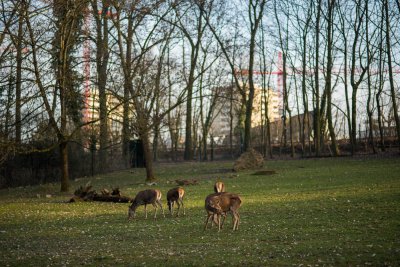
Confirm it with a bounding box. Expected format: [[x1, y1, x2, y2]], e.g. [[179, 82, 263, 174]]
[[210, 84, 281, 144], [83, 88, 128, 146]]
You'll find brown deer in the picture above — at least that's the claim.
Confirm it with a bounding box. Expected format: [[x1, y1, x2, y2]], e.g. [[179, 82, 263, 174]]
[[128, 189, 165, 219], [204, 192, 242, 231], [166, 187, 185, 216], [214, 181, 225, 193]]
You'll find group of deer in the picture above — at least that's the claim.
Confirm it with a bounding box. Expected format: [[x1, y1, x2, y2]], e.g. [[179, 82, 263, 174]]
[[128, 187, 185, 219], [127, 181, 242, 231]]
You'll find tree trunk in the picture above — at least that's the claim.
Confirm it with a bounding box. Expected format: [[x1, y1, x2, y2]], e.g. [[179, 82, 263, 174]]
[[94, 5, 109, 173], [300, 2, 312, 157], [365, 0, 376, 154], [243, 0, 266, 152], [314, 0, 322, 156], [183, 6, 204, 160], [376, 8, 385, 151], [122, 80, 131, 167], [326, 0, 340, 156], [15, 8, 23, 143], [60, 141, 70, 192], [350, 1, 367, 155], [384, 0, 400, 150], [141, 132, 155, 182]]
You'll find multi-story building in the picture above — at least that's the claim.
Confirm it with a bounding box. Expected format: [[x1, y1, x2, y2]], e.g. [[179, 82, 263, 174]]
[[83, 88, 126, 144], [210, 84, 281, 144]]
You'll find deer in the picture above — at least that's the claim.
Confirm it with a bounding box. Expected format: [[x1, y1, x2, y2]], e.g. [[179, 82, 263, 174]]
[[166, 187, 185, 216], [204, 192, 242, 231], [128, 189, 165, 220], [214, 181, 225, 193], [210, 181, 226, 224]]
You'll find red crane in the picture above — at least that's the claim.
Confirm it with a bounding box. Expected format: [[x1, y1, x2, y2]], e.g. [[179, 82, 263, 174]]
[[235, 51, 285, 115], [236, 51, 400, 119]]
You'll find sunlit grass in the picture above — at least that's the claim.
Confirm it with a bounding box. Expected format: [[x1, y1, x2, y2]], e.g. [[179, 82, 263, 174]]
[[0, 157, 399, 266]]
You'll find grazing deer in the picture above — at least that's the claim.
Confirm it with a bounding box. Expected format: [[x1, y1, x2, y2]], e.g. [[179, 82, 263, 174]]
[[128, 189, 165, 219], [204, 192, 242, 231], [214, 181, 225, 193], [167, 187, 185, 216]]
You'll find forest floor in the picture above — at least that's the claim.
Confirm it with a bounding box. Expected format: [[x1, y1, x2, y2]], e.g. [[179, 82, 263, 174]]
[[0, 157, 399, 266]]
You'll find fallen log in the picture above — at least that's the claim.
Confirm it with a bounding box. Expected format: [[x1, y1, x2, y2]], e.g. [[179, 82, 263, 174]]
[[69, 184, 131, 203]]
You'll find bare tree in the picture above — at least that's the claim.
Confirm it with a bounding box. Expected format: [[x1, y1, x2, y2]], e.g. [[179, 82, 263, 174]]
[[274, 0, 294, 157], [198, 0, 266, 153], [376, 3, 386, 151], [383, 0, 400, 150], [325, 0, 340, 156], [350, 0, 368, 154], [91, 1, 111, 172], [25, 0, 87, 191], [170, 1, 207, 160], [365, 0, 377, 154], [314, 0, 322, 156], [337, 1, 353, 153]]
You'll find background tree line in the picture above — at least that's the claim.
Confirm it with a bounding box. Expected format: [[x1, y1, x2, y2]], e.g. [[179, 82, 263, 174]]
[[0, 0, 399, 191]]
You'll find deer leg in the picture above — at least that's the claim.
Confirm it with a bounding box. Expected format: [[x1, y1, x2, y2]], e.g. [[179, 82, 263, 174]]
[[169, 202, 174, 216], [176, 201, 181, 217], [212, 214, 218, 227], [144, 204, 148, 219], [204, 213, 212, 231], [220, 212, 227, 229], [157, 200, 165, 218], [180, 199, 185, 215], [232, 212, 239, 230], [217, 213, 222, 232], [152, 203, 158, 219]]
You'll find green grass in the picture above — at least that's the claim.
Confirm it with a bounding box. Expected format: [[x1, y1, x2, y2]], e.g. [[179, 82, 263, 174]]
[[0, 157, 399, 266]]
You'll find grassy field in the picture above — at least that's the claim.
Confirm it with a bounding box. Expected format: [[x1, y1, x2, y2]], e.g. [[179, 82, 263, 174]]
[[0, 157, 399, 266]]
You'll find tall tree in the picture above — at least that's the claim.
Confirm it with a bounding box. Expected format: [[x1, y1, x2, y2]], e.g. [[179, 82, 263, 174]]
[[274, 0, 294, 157], [376, 3, 386, 151], [383, 0, 400, 150], [294, 0, 312, 156], [198, 0, 266, 153], [26, 0, 86, 191], [338, 1, 353, 154], [170, 2, 207, 160], [92, 0, 110, 172], [350, 0, 368, 155], [2, 1, 25, 144], [244, 0, 267, 152], [325, 0, 340, 156], [365, 0, 377, 154], [314, 0, 322, 156]]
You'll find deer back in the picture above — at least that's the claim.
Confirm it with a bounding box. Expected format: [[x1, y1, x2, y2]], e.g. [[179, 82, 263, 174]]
[[132, 189, 160, 206], [206, 192, 241, 213], [167, 187, 185, 202]]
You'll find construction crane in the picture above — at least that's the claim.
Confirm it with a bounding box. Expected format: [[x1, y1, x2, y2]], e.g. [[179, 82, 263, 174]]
[[235, 51, 285, 116], [236, 51, 400, 119]]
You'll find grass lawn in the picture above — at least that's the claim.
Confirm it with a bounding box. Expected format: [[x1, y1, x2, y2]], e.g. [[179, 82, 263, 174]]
[[0, 157, 399, 266]]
